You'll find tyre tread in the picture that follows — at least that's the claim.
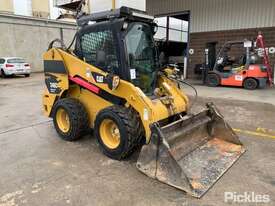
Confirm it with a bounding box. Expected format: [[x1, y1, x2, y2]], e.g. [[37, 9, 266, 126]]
[[96, 106, 143, 160], [53, 98, 89, 141]]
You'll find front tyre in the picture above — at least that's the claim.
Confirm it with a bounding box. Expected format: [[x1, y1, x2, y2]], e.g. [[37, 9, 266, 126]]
[[206, 73, 220, 87], [94, 106, 142, 160], [52, 98, 89, 141], [243, 78, 258, 90], [0, 69, 7, 78]]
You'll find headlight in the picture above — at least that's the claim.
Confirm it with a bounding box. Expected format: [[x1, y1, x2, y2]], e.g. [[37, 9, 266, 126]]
[[107, 74, 120, 90], [112, 75, 120, 90]]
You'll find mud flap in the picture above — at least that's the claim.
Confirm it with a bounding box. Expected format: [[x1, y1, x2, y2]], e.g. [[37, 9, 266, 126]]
[[136, 103, 245, 198]]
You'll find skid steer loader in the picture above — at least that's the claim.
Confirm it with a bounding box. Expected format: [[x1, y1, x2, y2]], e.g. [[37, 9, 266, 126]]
[[42, 7, 245, 198]]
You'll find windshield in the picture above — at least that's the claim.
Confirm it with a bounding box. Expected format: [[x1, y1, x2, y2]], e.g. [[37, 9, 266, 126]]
[[125, 23, 158, 95], [7, 58, 25, 63]]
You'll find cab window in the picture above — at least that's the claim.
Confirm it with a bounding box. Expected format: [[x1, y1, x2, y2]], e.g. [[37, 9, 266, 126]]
[[81, 30, 119, 73], [125, 23, 158, 95]]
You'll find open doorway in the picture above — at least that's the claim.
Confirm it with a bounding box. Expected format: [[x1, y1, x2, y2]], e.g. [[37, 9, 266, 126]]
[[206, 42, 217, 69], [154, 11, 190, 79]]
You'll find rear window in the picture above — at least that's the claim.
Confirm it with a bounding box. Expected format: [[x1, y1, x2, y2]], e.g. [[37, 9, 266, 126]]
[[7, 58, 25, 63]]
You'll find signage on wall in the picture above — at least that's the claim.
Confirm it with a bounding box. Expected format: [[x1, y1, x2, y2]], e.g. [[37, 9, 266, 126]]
[[257, 47, 275, 56], [244, 41, 252, 48], [268, 47, 275, 54]]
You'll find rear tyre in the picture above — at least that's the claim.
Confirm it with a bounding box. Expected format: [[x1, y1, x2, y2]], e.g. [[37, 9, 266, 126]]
[[95, 106, 143, 160], [25, 74, 30, 77], [243, 78, 258, 90], [52, 98, 89, 141], [206, 73, 220, 87], [0, 70, 7, 78]]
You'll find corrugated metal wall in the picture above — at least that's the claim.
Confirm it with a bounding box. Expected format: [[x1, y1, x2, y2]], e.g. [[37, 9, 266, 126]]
[[89, 0, 112, 13], [117, 0, 146, 11], [89, 0, 146, 12], [147, 0, 275, 33]]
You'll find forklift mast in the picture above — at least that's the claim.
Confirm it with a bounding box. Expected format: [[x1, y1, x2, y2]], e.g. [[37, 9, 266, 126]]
[[256, 32, 273, 85]]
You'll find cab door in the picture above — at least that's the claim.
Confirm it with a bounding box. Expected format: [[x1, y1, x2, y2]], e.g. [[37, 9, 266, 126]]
[[75, 21, 125, 79]]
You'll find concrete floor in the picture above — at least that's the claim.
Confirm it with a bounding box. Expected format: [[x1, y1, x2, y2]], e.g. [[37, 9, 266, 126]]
[[185, 79, 275, 106], [0, 73, 274, 206]]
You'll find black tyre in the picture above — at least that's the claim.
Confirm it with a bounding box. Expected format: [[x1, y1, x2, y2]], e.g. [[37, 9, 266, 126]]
[[52, 98, 89, 141], [243, 78, 258, 90], [25, 74, 30, 77], [0, 69, 7, 78], [95, 106, 143, 160], [206, 73, 220, 87]]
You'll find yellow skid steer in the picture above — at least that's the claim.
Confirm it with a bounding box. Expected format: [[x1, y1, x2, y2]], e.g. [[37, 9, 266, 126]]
[[42, 7, 245, 198]]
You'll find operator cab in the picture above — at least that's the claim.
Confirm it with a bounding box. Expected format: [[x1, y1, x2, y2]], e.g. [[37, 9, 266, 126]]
[[214, 40, 266, 78], [215, 41, 247, 73], [74, 7, 159, 95]]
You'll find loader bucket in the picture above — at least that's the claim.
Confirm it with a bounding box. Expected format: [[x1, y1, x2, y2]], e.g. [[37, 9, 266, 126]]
[[136, 103, 245, 198]]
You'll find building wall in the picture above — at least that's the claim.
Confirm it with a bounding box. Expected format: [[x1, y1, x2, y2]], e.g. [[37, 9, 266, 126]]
[[13, 0, 32, 16], [89, 0, 146, 13], [0, 0, 50, 18], [0, 14, 77, 72], [188, 27, 275, 78], [147, 0, 275, 78], [147, 0, 275, 33], [116, 0, 145, 11], [32, 0, 50, 18], [0, 0, 14, 14], [89, 0, 112, 12], [1, 0, 146, 19]]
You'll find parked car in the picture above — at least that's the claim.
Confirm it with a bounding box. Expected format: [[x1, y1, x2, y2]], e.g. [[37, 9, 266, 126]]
[[0, 57, 31, 78]]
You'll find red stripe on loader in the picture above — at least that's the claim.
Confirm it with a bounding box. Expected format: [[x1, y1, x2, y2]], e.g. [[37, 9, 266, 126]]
[[69, 76, 100, 94]]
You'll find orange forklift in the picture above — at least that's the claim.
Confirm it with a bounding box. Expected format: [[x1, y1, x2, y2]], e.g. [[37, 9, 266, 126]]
[[204, 33, 273, 90]]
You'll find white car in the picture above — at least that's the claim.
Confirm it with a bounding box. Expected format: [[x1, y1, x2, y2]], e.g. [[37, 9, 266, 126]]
[[0, 57, 31, 77]]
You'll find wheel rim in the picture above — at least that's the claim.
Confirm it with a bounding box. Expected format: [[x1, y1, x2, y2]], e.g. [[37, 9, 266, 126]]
[[246, 80, 256, 89], [100, 119, 121, 149], [56, 108, 70, 133]]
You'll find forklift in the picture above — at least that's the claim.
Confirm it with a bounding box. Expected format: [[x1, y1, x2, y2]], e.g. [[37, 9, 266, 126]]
[[203, 33, 272, 90]]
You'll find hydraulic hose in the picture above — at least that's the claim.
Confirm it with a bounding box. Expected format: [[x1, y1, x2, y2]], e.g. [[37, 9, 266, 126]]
[[177, 79, 198, 111], [166, 75, 198, 111]]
